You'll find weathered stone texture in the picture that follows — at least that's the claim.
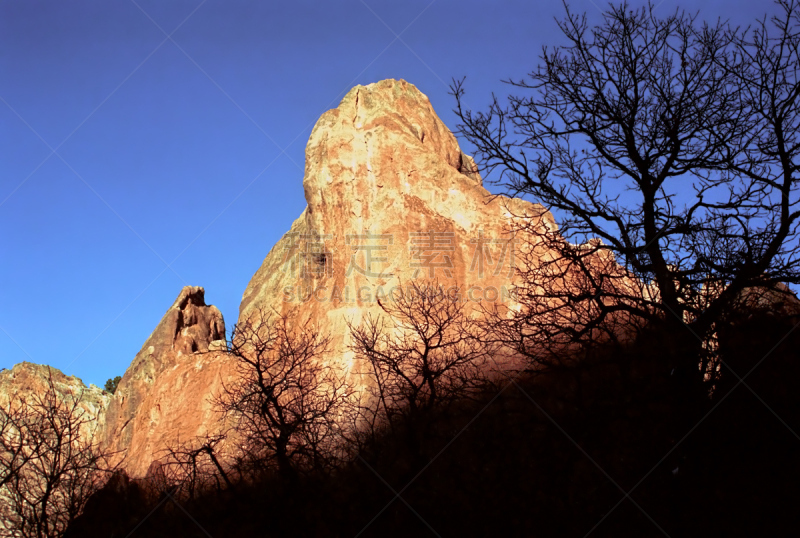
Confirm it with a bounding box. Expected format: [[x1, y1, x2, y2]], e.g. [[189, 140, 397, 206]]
[[98, 286, 227, 477], [239, 79, 552, 378]]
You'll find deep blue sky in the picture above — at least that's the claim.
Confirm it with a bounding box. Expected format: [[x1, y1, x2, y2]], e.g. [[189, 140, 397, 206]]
[[0, 0, 780, 387]]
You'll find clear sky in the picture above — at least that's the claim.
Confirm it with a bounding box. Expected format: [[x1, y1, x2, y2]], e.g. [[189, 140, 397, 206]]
[[0, 0, 782, 388]]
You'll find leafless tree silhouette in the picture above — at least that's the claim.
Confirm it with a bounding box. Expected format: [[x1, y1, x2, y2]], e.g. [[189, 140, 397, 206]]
[[453, 1, 800, 387], [349, 282, 491, 437], [159, 434, 233, 500], [0, 371, 113, 538], [0, 398, 34, 491], [215, 310, 351, 481]]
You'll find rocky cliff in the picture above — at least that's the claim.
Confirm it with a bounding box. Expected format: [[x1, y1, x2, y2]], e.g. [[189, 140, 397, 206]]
[[98, 286, 228, 477], [0, 362, 108, 427], [1, 79, 554, 478], [111, 78, 549, 477], [239, 79, 552, 376]]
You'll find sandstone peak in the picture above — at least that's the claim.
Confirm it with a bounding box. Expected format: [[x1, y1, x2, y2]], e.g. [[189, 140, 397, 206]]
[[239, 78, 552, 377], [307, 79, 479, 187], [0, 80, 555, 479], [300, 79, 487, 238], [171, 285, 207, 310], [241, 80, 551, 321]]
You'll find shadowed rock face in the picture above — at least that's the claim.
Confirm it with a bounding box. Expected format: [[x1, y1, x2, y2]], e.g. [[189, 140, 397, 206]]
[[99, 286, 227, 477], [239, 79, 553, 377]]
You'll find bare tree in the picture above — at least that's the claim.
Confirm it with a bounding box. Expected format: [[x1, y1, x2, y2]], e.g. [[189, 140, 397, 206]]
[[159, 434, 234, 500], [453, 1, 800, 387], [215, 311, 351, 480], [0, 399, 35, 491], [0, 371, 112, 538], [349, 282, 490, 434]]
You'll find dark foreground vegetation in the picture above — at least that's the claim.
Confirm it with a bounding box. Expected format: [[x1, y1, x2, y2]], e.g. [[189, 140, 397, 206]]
[[64, 300, 800, 538], [5, 1, 800, 536]]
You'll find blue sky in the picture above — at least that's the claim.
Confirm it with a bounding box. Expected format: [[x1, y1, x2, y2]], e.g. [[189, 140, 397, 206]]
[[0, 0, 780, 387]]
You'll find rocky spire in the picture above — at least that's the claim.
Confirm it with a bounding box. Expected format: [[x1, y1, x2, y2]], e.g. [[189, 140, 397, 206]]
[[99, 286, 227, 477]]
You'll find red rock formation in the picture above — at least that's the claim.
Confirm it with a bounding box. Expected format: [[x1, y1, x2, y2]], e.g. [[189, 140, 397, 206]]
[[98, 286, 228, 477], [90, 79, 549, 477], [6, 78, 799, 482], [0, 79, 620, 478], [0, 362, 108, 428], [239, 79, 554, 379]]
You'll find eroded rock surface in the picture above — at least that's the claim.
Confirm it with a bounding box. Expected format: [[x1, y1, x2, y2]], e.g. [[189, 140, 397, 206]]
[[0, 362, 108, 428], [99, 286, 227, 477], [240, 79, 552, 376]]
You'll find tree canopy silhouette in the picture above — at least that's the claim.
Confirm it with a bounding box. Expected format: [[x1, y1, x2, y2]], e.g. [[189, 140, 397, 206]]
[[0, 371, 113, 538], [214, 310, 351, 480], [453, 0, 800, 386], [103, 376, 121, 395]]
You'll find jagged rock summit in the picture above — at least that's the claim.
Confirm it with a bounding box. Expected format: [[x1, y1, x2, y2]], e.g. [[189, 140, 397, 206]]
[[239, 78, 552, 371], [99, 286, 228, 477]]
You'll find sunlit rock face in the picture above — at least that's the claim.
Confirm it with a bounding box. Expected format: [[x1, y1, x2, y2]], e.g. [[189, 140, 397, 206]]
[[239, 78, 553, 375], [0, 363, 110, 527], [1, 80, 556, 479], [0, 362, 109, 430], [99, 286, 228, 478]]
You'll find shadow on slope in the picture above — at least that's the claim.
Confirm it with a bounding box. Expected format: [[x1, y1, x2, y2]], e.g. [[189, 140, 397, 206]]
[[67, 311, 800, 537]]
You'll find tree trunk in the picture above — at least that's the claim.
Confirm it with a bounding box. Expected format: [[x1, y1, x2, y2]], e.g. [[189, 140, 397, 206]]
[[275, 437, 296, 482]]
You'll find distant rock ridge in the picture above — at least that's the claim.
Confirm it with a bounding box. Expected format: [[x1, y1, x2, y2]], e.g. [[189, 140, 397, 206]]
[[0, 362, 108, 424]]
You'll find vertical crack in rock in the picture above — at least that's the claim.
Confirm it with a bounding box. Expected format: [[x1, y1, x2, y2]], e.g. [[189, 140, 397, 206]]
[[352, 87, 359, 126]]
